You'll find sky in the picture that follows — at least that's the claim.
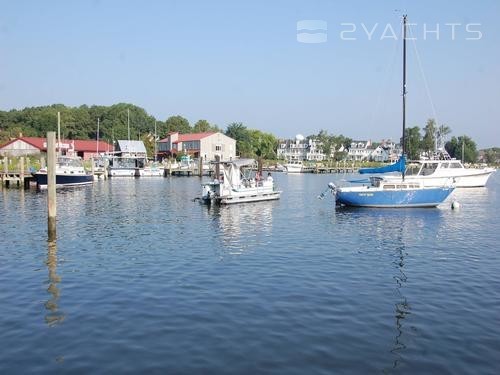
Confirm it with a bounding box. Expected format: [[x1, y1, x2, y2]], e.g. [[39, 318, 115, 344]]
[[0, 0, 499, 148]]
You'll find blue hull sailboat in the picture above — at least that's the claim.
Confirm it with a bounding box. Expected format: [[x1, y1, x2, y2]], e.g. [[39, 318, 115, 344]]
[[323, 15, 455, 208]]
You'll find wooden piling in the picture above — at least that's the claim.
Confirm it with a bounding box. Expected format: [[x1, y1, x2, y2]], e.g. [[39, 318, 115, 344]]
[[90, 157, 95, 179], [198, 158, 203, 176], [20, 156, 25, 187], [47, 132, 57, 241], [2, 157, 7, 187], [215, 155, 220, 179]]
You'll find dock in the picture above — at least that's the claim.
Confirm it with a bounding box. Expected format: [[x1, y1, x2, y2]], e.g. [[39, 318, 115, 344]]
[[1, 157, 36, 189]]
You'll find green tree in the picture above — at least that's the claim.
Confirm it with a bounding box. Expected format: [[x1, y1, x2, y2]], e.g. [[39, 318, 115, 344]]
[[193, 119, 219, 133], [248, 129, 278, 160], [225, 122, 252, 156], [445, 136, 478, 163], [404, 126, 421, 160], [193, 119, 211, 132], [164, 115, 191, 134], [421, 118, 436, 155]]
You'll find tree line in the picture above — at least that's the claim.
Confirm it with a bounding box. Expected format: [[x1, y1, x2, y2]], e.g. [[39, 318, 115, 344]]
[[0, 104, 485, 162]]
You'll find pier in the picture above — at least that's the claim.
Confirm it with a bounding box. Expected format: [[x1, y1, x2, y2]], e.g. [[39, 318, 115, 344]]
[[1, 157, 36, 189]]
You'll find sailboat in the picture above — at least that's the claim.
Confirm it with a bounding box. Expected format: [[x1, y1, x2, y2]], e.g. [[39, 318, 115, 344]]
[[323, 15, 455, 208]]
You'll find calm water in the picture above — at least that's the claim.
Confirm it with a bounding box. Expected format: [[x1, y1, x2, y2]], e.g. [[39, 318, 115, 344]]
[[1, 172, 499, 374]]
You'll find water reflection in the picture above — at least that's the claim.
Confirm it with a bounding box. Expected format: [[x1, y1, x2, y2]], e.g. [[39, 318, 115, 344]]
[[45, 240, 65, 326], [333, 208, 448, 372], [204, 202, 275, 255], [388, 226, 410, 371]]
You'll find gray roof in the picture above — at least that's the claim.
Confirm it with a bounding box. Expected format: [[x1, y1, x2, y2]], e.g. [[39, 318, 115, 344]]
[[117, 140, 147, 154]]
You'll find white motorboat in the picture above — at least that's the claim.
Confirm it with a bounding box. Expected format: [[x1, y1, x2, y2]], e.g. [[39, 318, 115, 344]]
[[139, 162, 164, 177], [201, 158, 281, 204], [108, 157, 143, 177], [384, 154, 495, 188], [284, 160, 303, 173]]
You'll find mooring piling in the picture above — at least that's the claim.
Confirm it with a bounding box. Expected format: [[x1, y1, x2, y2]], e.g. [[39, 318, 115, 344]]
[[47, 132, 57, 241]]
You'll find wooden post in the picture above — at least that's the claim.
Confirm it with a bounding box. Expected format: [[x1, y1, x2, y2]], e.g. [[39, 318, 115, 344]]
[[2, 157, 7, 187], [47, 132, 57, 241], [19, 156, 25, 187], [104, 158, 109, 180], [215, 155, 220, 180], [90, 157, 95, 179], [198, 158, 203, 176]]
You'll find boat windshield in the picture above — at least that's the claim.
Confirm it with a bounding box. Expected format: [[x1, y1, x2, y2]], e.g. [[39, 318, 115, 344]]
[[405, 163, 421, 176], [419, 162, 438, 176], [57, 157, 82, 168]]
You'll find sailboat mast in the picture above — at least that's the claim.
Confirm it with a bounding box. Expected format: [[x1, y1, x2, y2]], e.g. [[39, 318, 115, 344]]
[[402, 15, 407, 158], [127, 108, 130, 142], [57, 111, 61, 156], [154, 120, 157, 162], [97, 117, 100, 156]]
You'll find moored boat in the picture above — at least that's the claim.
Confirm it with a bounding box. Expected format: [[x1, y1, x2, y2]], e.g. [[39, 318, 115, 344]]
[[325, 177, 454, 208], [284, 160, 303, 173], [384, 152, 495, 188], [201, 158, 281, 204], [33, 156, 93, 189], [321, 15, 455, 208]]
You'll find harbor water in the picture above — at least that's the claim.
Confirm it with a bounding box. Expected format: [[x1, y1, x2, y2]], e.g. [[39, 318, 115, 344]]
[[1, 172, 499, 374]]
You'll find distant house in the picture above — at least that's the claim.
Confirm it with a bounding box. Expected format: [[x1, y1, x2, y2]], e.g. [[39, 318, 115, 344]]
[[347, 140, 374, 161], [157, 132, 236, 161], [116, 140, 147, 158], [277, 135, 327, 161], [347, 139, 400, 162], [0, 136, 113, 160]]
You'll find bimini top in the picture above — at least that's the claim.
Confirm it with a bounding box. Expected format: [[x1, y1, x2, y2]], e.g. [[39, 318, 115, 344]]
[[213, 158, 255, 167]]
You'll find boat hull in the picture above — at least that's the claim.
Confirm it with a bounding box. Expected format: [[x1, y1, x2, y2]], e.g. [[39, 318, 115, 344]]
[[34, 173, 93, 189], [218, 191, 281, 204], [139, 168, 164, 177], [108, 168, 138, 177], [336, 186, 454, 208], [387, 169, 495, 188]]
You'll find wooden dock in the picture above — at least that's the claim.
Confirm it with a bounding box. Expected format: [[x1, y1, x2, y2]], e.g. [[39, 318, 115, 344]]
[[1, 171, 36, 189], [1, 156, 36, 188]]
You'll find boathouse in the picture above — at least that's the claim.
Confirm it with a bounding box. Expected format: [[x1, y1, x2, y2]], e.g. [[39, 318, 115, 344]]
[[115, 140, 148, 158], [157, 132, 236, 161], [0, 136, 113, 159]]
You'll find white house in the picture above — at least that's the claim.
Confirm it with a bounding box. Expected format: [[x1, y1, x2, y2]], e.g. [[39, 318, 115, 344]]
[[277, 135, 327, 161]]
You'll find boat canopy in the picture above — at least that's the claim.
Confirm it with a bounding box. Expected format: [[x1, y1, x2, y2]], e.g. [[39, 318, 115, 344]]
[[213, 158, 255, 167], [359, 155, 406, 175]]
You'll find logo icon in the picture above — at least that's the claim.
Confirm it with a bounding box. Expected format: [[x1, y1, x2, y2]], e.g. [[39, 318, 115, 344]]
[[297, 20, 327, 43]]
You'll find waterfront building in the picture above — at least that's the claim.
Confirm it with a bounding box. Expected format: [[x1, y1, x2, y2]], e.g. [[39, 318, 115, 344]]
[[277, 135, 327, 161], [0, 136, 113, 159], [347, 139, 400, 162], [115, 140, 147, 158], [157, 132, 236, 161]]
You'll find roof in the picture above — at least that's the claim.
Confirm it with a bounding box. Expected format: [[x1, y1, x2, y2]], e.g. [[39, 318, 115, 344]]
[[117, 140, 147, 153], [0, 137, 113, 152], [159, 132, 216, 143]]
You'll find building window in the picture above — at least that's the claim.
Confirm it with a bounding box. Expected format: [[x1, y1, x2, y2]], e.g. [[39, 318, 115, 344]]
[[215, 145, 222, 151]]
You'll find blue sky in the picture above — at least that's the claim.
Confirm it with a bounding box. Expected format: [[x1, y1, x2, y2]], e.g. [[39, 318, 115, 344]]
[[1, 0, 498, 148]]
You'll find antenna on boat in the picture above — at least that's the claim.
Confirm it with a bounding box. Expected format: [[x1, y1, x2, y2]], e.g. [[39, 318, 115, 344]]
[[402, 14, 407, 180]]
